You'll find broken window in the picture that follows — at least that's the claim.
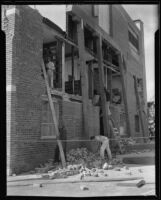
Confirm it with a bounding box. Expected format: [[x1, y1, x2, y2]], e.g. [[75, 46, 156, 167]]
[[135, 114, 140, 133]]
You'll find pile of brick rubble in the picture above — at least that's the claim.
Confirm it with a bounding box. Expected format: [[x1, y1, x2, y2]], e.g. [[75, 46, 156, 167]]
[[33, 148, 124, 179]]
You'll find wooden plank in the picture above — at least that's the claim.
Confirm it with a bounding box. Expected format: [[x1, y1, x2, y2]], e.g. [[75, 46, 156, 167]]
[[118, 54, 131, 137], [57, 40, 62, 88], [41, 60, 66, 168], [107, 55, 113, 102], [109, 69, 112, 102], [71, 45, 75, 94], [88, 61, 94, 99], [91, 61, 94, 98], [77, 19, 89, 137], [133, 75, 146, 142], [55, 35, 78, 48], [97, 34, 110, 137], [62, 42, 65, 93]]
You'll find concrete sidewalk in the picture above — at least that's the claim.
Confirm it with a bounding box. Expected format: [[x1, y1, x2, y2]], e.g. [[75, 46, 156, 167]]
[[7, 165, 155, 197], [7, 151, 155, 183]]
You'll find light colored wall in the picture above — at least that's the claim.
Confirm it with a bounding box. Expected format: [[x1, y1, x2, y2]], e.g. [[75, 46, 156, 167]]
[[98, 5, 110, 34]]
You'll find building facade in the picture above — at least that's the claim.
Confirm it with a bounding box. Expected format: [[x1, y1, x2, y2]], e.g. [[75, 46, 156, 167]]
[[2, 5, 148, 175]]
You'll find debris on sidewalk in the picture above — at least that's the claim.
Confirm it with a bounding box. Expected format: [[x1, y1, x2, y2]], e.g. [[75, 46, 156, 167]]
[[138, 168, 143, 173], [33, 183, 43, 187], [80, 185, 89, 190], [102, 163, 108, 170], [136, 180, 146, 188], [125, 171, 132, 176], [23, 147, 130, 180], [114, 167, 121, 171]]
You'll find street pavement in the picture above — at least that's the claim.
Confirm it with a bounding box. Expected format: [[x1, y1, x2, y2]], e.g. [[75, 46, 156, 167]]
[[7, 164, 155, 197]]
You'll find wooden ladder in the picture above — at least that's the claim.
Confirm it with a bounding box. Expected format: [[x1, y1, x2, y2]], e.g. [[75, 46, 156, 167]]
[[133, 75, 146, 142], [41, 60, 66, 168]]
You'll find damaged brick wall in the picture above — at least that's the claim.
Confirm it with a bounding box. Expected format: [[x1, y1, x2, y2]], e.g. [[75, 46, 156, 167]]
[[5, 5, 59, 174], [5, 5, 100, 174], [3, 5, 19, 175]]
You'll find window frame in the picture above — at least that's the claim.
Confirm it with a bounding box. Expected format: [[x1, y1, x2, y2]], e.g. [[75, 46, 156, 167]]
[[128, 26, 140, 55], [40, 98, 59, 139]]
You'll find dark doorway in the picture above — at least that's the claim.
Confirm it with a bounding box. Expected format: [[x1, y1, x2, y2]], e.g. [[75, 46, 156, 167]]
[[100, 108, 104, 136]]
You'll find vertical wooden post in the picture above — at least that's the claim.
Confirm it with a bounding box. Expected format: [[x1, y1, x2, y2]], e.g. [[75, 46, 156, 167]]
[[108, 54, 113, 102], [138, 21, 149, 137], [41, 61, 66, 168], [71, 45, 75, 94], [109, 69, 112, 102], [97, 34, 110, 137], [118, 54, 131, 137], [104, 67, 107, 89], [138, 20, 148, 114], [57, 40, 62, 89], [91, 61, 94, 98], [77, 19, 89, 137], [133, 75, 146, 142], [88, 61, 94, 99], [62, 42, 65, 93]]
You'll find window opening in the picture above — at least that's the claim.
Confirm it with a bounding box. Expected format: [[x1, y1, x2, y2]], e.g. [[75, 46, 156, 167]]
[[84, 26, 97, 55], [43, 41, 62, 91], [65, 43, 81, 96], [135, 114, 140, 132], [128, 29, 139, 52], [67, 14, 78, 44], [102, 41, 119, 67]]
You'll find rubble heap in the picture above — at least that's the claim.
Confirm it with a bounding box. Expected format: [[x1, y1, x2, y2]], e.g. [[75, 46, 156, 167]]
[[120, 137, 136, 146], [33, 148, 123, 179]]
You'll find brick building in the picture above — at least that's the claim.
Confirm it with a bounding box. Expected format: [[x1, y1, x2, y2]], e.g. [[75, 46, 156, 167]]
[[2, 5, 148, 175]]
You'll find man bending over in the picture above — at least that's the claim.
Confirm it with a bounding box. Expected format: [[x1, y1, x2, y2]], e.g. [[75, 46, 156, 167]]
[[90, 135, 112, 160]]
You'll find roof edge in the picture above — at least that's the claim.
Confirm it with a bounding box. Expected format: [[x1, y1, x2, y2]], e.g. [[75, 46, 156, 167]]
[[43, 17, 65, 36]]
